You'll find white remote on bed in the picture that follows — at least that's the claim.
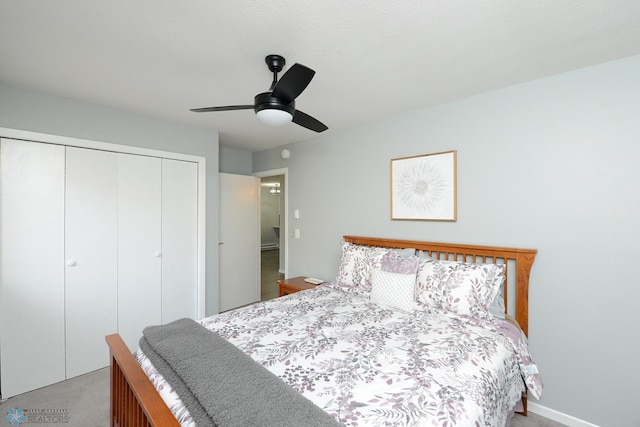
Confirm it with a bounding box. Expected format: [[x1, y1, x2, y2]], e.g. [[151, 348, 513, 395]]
[[304, 277, 324, 285]]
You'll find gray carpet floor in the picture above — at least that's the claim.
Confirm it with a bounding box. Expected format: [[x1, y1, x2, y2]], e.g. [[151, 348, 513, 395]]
[[0, 368, 109, 427], [0, 368, 564, 426]]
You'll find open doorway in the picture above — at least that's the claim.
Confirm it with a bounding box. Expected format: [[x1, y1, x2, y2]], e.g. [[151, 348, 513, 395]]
[[254, 169, 287, 301]]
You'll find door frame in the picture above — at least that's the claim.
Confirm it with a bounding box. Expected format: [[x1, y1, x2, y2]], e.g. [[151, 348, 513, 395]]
[[253, 168, 288, 278], [0, 127, 207, 319]]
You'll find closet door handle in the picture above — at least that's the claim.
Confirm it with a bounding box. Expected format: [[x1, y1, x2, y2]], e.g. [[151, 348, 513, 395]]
[[66, 260, 77, 267], [154, 252, 162, 257]]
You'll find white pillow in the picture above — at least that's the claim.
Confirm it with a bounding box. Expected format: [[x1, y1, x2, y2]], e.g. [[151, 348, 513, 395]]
[[370, 269, 415, 312], [489, 282, 506, 319]]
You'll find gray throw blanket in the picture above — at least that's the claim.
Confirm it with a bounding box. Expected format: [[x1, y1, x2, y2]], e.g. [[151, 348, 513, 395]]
[[139, 318, 342, 427]]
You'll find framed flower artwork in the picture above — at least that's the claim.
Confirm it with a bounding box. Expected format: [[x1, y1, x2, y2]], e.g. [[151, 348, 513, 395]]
[[391, 150, 457, 221]]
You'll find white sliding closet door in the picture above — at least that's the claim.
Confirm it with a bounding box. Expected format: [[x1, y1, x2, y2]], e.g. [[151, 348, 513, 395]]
[[161, 159, 199, 323], [117, 154, 162, 351], [0, 139, 66, 398], [65, 147, 118, 378]]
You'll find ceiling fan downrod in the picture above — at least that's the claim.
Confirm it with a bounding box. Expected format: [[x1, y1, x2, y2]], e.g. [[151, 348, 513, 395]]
[[265, 54, 286, 90]]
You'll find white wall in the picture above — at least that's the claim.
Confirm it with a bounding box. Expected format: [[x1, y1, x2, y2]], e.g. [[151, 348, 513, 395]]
[[253, 55, 640, 427], [0, 84, 221, 316]]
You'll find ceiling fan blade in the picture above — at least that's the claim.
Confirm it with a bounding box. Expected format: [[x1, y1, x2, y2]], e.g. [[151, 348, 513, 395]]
[[190, 105, 253, 113], [292, 109, 328, 133], [271, 63, 315, 104]]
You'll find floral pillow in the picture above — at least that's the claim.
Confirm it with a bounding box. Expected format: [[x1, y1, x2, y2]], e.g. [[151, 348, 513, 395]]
[[415, 259, 505, 319], [380, 252, 419, 274], [334, 242, 389, 295]]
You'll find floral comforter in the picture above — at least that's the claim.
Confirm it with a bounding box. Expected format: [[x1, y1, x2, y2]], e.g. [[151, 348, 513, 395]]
[[137, 283, 542, 427]]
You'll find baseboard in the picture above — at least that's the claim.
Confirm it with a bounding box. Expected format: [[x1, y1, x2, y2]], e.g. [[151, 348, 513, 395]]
[[528, 402, 600, 427]]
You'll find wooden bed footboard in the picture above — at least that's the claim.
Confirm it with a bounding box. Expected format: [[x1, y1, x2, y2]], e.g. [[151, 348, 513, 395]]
[[106, 333, 180, 427]]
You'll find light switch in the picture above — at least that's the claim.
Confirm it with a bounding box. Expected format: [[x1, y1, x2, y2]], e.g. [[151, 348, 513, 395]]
[[294, 228, 300, 239], [294, 209, 300, 219]]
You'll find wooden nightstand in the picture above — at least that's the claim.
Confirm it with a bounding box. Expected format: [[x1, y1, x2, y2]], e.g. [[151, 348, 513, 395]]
[[278, 276, 321, 297]]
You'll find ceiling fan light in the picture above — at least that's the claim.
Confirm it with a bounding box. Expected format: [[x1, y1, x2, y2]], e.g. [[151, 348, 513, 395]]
[[256, 108, 293, 126]]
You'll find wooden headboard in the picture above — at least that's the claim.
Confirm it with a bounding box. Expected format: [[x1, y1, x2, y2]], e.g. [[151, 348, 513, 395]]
[[343, 236, 537, 336]]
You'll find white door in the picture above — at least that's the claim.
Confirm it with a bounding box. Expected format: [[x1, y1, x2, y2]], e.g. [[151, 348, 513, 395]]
[[219, 173, 260, 312], [0, 133, 205, 396], [65, 147, 119, 378], [161, 158, 198, 323], [117, 154, 162, 351], [0, 139, 66, 398]]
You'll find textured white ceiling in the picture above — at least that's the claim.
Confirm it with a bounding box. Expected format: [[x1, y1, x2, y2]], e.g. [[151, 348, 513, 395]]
[[2, 1, 640, 151]]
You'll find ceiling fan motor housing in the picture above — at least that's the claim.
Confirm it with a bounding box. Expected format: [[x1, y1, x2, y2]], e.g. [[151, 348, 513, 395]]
[[254, 92, 295, 115]]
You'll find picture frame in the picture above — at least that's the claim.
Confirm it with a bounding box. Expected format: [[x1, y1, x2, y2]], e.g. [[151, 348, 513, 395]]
[[391, 150, 457, 221]]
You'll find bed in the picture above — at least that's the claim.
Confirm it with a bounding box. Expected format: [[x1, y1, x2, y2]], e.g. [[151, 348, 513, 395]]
[[106, 235, 542, 426]]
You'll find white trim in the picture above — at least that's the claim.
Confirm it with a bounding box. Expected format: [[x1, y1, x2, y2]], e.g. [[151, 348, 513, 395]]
[[0, 127, 203, 162], [528, 402, 600, 427], [0, 126, 207, 319], [196, 158, 207, 319], [253, 168, 288, 278]]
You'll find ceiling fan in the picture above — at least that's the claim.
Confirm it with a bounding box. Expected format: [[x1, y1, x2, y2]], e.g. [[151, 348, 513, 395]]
[[190, 55, 328, 132]]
